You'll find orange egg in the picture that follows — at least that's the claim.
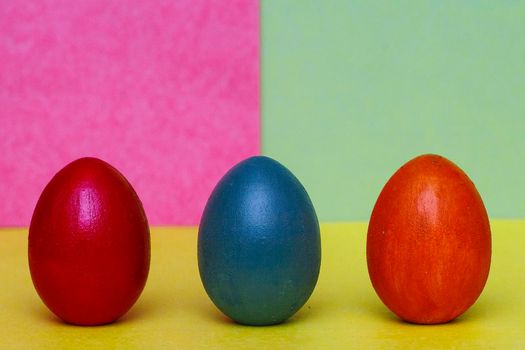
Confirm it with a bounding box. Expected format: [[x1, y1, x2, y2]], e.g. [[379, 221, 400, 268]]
[[367, 154, 491, 324]]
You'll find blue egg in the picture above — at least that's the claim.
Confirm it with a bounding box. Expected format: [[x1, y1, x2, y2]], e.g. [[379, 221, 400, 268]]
[[198, 156, 321, 326]]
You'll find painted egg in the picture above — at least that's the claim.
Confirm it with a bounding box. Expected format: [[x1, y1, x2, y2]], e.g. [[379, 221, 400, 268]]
[[29, 157, 150, 325], [367, 154, 491, 324], [198, 156, 321, 325]]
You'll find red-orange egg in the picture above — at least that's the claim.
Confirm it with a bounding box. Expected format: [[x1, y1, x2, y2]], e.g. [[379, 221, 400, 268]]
[[367, 154, 491, 324], [29, 157, 150, 325]]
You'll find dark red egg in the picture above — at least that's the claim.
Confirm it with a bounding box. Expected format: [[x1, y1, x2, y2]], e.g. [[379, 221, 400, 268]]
[[367, 154, 491, 324], [29, 157, 150, 325]]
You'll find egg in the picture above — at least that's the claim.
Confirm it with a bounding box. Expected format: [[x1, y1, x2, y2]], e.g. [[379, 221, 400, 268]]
[[28, 157, 150, 326], [367, 154, 491, 324], [198, 156, 321, 325]]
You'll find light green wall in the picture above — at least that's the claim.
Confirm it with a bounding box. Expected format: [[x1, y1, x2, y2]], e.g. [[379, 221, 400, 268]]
[[262, 1, 525, 220]]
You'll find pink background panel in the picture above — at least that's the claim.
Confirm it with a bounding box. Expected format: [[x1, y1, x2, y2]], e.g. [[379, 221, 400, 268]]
[[0, 0, 260, 226]]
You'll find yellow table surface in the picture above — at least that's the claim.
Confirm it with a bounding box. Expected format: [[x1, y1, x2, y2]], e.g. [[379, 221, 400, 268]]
[[1, 221, 524, 349]]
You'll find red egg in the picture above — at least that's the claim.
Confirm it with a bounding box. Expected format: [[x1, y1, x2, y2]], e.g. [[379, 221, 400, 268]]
[[367, 154, 491, 324], [29, 157, 150, 326]]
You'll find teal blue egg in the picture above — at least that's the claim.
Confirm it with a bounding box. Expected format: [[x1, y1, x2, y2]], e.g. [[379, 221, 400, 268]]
[[198, 156, 321, 325]]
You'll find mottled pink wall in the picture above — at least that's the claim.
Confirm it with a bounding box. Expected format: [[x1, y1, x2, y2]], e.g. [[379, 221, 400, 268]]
[[0, 0, 260, 226]]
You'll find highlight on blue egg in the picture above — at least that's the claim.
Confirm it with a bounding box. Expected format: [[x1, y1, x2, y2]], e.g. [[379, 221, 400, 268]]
[[198, 156, 321, 326]]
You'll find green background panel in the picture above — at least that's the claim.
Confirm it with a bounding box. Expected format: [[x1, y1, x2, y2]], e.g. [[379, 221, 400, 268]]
[[261, 1, 525, 221]]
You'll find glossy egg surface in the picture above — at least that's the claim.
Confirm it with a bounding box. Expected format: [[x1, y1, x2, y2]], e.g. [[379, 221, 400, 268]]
[[367, 154, 491, 324], [29, 157, 150, 325], [198, 156, 321, 325]]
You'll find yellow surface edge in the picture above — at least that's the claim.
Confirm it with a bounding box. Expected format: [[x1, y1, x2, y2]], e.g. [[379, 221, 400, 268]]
[[1, 221, 524, 349]]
